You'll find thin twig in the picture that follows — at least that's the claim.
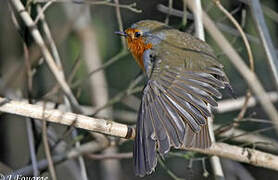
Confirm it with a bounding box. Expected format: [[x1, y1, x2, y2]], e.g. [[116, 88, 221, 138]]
[[37, 5, 64, 75], [219, 126, 274, 143], [158, 156, 183, 180], [214, 2, 254, 93], [182, 0, 187, 27], [34, 1, 53, 24], [213, 0, 255, 135], [242, 118, 276, 124], [79, 0, 142, 13], [91, 74, 144, 116], [114, 0, 126, 49], [42, 54, 82, 100], [216, 125, 278, 153], [165, 0, 173, 25], [26, 118, 39, 176], [261, 5, 278, 24], [238, 0, 278, 27], [34, 0, 142, 13], [72, 128, 88, 180], [71, 49, 128, 88], [86, 152, 132, 160], [42, 104, 57, 180]]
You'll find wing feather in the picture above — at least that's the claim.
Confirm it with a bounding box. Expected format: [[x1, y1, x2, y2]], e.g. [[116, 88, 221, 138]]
[[156, 94, 185, 143], [152, 90, 185, 147], [147, 92, 170, 156], [164, 88, 207, 126], [158, 79, 211, 117], [179, 78, 222, 99]]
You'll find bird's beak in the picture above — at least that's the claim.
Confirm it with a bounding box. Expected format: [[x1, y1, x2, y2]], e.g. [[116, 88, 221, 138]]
[[115, 31, 127, 37]]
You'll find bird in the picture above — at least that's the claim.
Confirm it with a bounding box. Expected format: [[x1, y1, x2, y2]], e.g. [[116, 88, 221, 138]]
[[115, 20, 233, 177]]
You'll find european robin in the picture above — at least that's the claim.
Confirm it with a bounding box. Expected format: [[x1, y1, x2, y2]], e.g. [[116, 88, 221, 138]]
[[116, 20, 232, 177]]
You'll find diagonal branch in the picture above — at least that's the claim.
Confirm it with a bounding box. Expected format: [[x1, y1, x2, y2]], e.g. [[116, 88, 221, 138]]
[[248, 0, 278, 90], [189, 143, 278, 171]]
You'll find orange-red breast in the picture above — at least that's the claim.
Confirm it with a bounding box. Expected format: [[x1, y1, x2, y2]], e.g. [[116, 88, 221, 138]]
[[116, 20, 233, 177]]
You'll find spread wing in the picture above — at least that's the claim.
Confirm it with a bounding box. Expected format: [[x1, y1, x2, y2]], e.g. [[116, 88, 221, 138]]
[[134, 33, 232, 176]]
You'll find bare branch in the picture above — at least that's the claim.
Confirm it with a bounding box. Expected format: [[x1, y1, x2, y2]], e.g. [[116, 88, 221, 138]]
[[248, 0, 278, 90], [33, 0, 142, 13], [0, 97, 133, 139], [158, 156, 183, 180], [25, 118, 39, 176], [189, 143, 278, 171], [189, 0, 205, 40], [34, 1, 53, 24], [217, 91, 278, 113], [86, 152, 132, 160], [42, 117, 57, 180], [164, 0, 173, 25], [216, 124, 278, 153]]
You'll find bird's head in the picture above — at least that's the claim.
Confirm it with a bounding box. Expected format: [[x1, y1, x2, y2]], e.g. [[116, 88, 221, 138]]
[[115, 20, 166, 70]]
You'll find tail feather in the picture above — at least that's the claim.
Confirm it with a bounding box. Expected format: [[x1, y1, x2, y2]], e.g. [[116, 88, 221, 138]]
[[134, 82, 212, 177]]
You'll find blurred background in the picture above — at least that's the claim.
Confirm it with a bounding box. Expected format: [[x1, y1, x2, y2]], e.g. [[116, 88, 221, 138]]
[[1, 0, 278, 179]]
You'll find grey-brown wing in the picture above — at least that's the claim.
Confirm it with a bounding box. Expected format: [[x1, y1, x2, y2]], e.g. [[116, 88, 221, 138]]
[[134, 67, 221, 176], [134, 37, 232, 176]]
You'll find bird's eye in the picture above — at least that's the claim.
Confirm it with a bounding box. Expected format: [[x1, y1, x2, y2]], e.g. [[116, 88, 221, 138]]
[[134, 31, 141, 38]]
